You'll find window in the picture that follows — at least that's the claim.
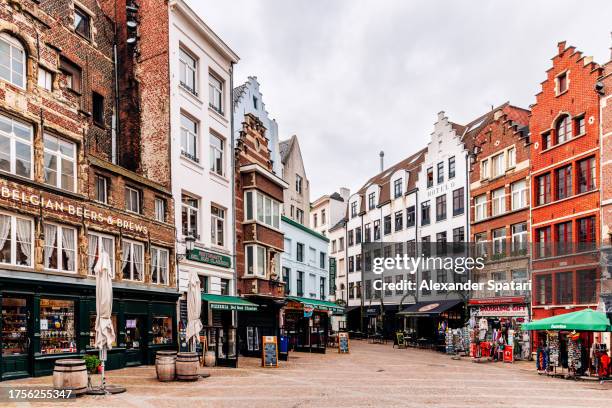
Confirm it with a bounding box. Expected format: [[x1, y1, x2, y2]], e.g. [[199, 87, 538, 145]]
[[577, 157, 596, 193], [348, 256, 354, 272], [577, 216, 596, 247], [38, 67, 52, 91], [0, 34, 25, 88], [492, 228, 506, 256], [296, 243, 304, 262], [426, 167, 433, 188], [491, 188, 505, 216], [295, 208, 304, 224], [121, 240, 144, 281], [209, 72, 223, 113], [474, 232, 487, 257], [555, 165, 572, 200], [246, 245, 266, 277], [43, 223, 76, 273], [384, 276, 393, 296], [0, 213, 32, 267], [179, 47, 197, 94], [349, 282, 355, 299], [210, 133, 224, 176], [394, 211, 403, 231], [87, 232, 114, 276], [244, 191, 281, 229], [73, 6, 91, 38], [94, 175, 108, 204], [577, 269, 597, 304], [253, 96, 259, 109], [295, 174, 303, 194], [537, 226, 551, 258], [124, 186, 141, 214], [297, 271, 304, 296], [536, 173, 551, 205], [60, 57, 82, 93], [364, 224, 371, 243], [220, 278, 230, 295], [320, 252, 326, 269], [511, 223, 528, 254], [283, 267, 290, 294], [542, 132, 551, 150], [368, 192, 375, 210], [92, 92, 104, 126], [405, 206, 416, 228], [421, 270, 431, 295], [448, 156, 456, 179], [355, 227, 362, 244], [491, 153, 505, 178], [393, 179, 402, 198], [0, 113, 32, 178], [556, 221, 573, 255], [154, 198, 166, 222], [151, 246, 169, 285], [436, 231, 447, 243], [181, 194, 199, 238], [421, 201, 430, 225], [313, 213, 318, 228], [452, 188, 464, 216], [211, 205, 225, 247], [355, 254, 362, 271], [481, 159, 489, 180], [437, 162, 444, 184], [436, 270, 447, 293], [180, 113, 198, 162], [338, 237, 344, 250], [511, 180, 527, 210], [347, 229, 354, 246], [536, 275, 552, 305], [436, 195, 446, 221], [373, 219, 381, 240], [384, 215, 391, 235], [557, 72, 568, 94], [507, 147, 516, 168], [556, 115, 572, 144], [43, 134, 76, 192], [331, 240, 336, 253], [474, 194, 487, 221], [351, 201, 358, 217], [453, 227, 464, 243], [321, 209, 326, 224], [556, 271, 573, 304], [575, 115, 585, 136]]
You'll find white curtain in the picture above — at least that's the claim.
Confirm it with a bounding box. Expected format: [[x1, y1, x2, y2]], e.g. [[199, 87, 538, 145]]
[[133, 244, 143, 281], [0, 215, 11, 257], [101, 238, 114, 276], [15, 219, 31, 266], [88, 234, 98, 274], [151, 248, 158, 284], [160, 250, 168, 285], [62, 227, 75, 272], [44, 223, 57, 268], [121, 241, 130, 279]]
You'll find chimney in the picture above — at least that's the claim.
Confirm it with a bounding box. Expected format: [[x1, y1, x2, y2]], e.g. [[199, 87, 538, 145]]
[[379, 151, 384, 172], [339, 187, 350, 201]]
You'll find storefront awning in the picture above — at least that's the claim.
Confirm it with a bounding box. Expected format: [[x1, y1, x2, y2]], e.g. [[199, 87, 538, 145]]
[[522, 308, 611, 332], [201, 294, 259, 312], [286, 296, 345, 314], [398, 299, 463, 316]]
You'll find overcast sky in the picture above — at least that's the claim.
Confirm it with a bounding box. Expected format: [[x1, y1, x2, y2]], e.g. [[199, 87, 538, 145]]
[[190, 0, 612, 200]]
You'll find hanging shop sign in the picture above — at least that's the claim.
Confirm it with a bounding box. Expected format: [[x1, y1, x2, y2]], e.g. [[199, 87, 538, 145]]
[[475, 304, 527, 317], [304, 306, 314, 318], [469, 296, 525, 305], [187, 248, 232, 268]]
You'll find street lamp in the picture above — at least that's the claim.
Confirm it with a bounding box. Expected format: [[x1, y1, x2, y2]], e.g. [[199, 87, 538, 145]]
[[177, 234, 196, 261]]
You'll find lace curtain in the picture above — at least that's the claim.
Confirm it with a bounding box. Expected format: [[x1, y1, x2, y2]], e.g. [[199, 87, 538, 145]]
[[62, 227, 75, 272], [15, 219, 31, 266], [121, 241, 130, 279], [133, 243, 143, 281], [88, 234, 98, 274], [159, 249, 168, 285], [44, 223, 57, 269], [0, 215, 10, 258], [151, 248, 158, 284]]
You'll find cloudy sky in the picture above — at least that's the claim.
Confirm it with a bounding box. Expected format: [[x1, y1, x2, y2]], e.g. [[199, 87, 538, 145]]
[[190, 0, 612, 199]]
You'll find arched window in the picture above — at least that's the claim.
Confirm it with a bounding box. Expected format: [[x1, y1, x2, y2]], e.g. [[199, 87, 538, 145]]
[[556, 115, 571, 144], [0, 33, 26, 88]]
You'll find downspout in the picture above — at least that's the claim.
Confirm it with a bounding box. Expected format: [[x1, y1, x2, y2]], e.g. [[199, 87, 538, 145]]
[[230, 62, 237, 300], [112, 6, 120, 165]]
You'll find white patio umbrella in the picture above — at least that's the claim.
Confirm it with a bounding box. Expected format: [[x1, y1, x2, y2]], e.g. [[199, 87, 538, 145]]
[[94, 250, 115, 392], [186, 270, 203, 351]]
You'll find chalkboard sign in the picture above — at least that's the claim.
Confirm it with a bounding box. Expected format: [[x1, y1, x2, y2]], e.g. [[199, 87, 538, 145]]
[[338, 332, 350, 354], [262, 336, 278, 368], [395, 332, 405, 349]]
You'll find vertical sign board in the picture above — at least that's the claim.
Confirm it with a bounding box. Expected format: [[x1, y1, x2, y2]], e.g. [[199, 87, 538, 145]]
[[338, 332, 350, 354], [395, 331, 405, 349], [262, 336, 278, 368]]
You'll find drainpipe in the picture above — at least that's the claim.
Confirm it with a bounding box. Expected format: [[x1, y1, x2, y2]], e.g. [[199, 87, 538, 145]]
[[230, 62, 237, 316], [112, 5, 120, 165]]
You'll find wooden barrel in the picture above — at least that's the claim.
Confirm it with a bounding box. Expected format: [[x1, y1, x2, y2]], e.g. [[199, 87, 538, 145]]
[[53, 359, 88, 395], [156, 350, 177, 382], [175, 352, 199, 381]]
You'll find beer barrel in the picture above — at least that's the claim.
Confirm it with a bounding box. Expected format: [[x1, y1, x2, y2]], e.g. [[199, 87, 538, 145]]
[[53, 359, 88, 395], [156, 350, 177, 382], [175, 352, 199, 381]]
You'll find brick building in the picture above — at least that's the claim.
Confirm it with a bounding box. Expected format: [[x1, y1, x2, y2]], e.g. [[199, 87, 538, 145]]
[[530, 42, 603, 348], [468, 103, 531, 353], [234, 113, 288, 356], [0, 0, 177, 380]]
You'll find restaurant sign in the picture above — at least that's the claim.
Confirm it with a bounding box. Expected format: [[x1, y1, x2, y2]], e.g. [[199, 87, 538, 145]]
[[210, 302, 257, 312], [187, 248, 232, 268], [475, 304, 528, 317]]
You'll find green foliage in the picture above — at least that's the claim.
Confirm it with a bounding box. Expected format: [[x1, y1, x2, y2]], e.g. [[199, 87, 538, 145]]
[[83, 354, 101, 374]]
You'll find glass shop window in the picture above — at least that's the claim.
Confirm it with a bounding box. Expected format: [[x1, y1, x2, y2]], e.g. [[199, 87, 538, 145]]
[[39, 299, 76, 355]]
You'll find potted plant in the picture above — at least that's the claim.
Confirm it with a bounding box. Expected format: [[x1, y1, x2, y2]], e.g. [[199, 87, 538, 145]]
[[83, 354, 101, 375]]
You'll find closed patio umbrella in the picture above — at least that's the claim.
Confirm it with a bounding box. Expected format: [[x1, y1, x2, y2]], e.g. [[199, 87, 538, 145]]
[[94, 250, 115, 392], [186, 270, 203, 351]]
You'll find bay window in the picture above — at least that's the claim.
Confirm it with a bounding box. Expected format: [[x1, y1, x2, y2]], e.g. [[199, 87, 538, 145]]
[[0, 113, 32, 178], [121, 239, 144, 281], [244, 191, 280, 229], [245, 244, 266, 277], [43, 223, 76, 273], [151, 246, 169, 285], [87, 232, 114, 276], [0, 213, 32, 267], [44, 134, 76, 192]]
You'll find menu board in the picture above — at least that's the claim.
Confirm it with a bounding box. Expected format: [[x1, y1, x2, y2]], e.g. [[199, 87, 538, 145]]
[[396, 332, 405, 349], [338, 332, 350, 354], [262, 336, 278, 368]]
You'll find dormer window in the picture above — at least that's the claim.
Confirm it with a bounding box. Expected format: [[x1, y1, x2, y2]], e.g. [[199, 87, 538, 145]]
[[393, 179, 402, 198], [368, 192, 375, 210]]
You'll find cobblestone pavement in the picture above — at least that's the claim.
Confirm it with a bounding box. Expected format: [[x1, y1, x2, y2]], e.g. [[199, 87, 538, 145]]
[[1, 341, 611, 408]]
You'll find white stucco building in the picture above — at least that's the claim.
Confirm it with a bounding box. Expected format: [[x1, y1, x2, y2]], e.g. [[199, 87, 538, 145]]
[[169, 1, 239, 320], [310, 188, 350, 237]]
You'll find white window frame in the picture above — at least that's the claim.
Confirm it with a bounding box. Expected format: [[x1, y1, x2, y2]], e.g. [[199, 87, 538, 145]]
[[43, 222, 77, 273], [124, 186, 141, 214], [180, 112, 199, 162], [121, 239, 144, 282], [245, 244, 266, 277], [0, 113, 33, 179], [244, 190, 281, 230], [87, 231, 115, 276], [295, 174, 303, 194], [511, 180, 528, 210], [492, 228, 506, 255], [511, 223, 528, 253], [474, 194, 487, 221], [211, 204, 225, 247], [491, 152, 505, 178], [179, 47, 197, 94], [0, 33, 26, 89], [480, 159, 489, 180], [209, 132, 224, 176], [94, 174, 108, 204], [0, 212, 33, 267], [43, 133, 77, 192], [37, 66, 53, 91], [208, 72, 223, 113], [181, 194, 200, 239], [154, 198, 166, 222], [151, 246, 169, 285], [491, 187, 505, 216], [507, 147, 516, 168]]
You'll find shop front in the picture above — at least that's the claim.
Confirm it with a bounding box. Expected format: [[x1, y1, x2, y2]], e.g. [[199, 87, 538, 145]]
[[282, 296, 344, 353], [0, 273, 178, 380], [398, 299, 464, 350], [237, 295, 286, 357]]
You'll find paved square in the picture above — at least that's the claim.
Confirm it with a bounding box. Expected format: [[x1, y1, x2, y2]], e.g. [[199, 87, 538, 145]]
[[2, 341, 611, 407]]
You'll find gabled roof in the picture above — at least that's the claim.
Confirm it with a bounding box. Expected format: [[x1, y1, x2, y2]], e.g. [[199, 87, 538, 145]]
[[279, 134, 298, 165], [233, 83, 248, 106]]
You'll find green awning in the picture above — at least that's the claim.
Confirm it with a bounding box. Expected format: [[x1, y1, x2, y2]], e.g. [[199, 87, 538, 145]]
[[286, 296, 345, 314], [201, 294, 258, 312], [522, 309, 611, 332]]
